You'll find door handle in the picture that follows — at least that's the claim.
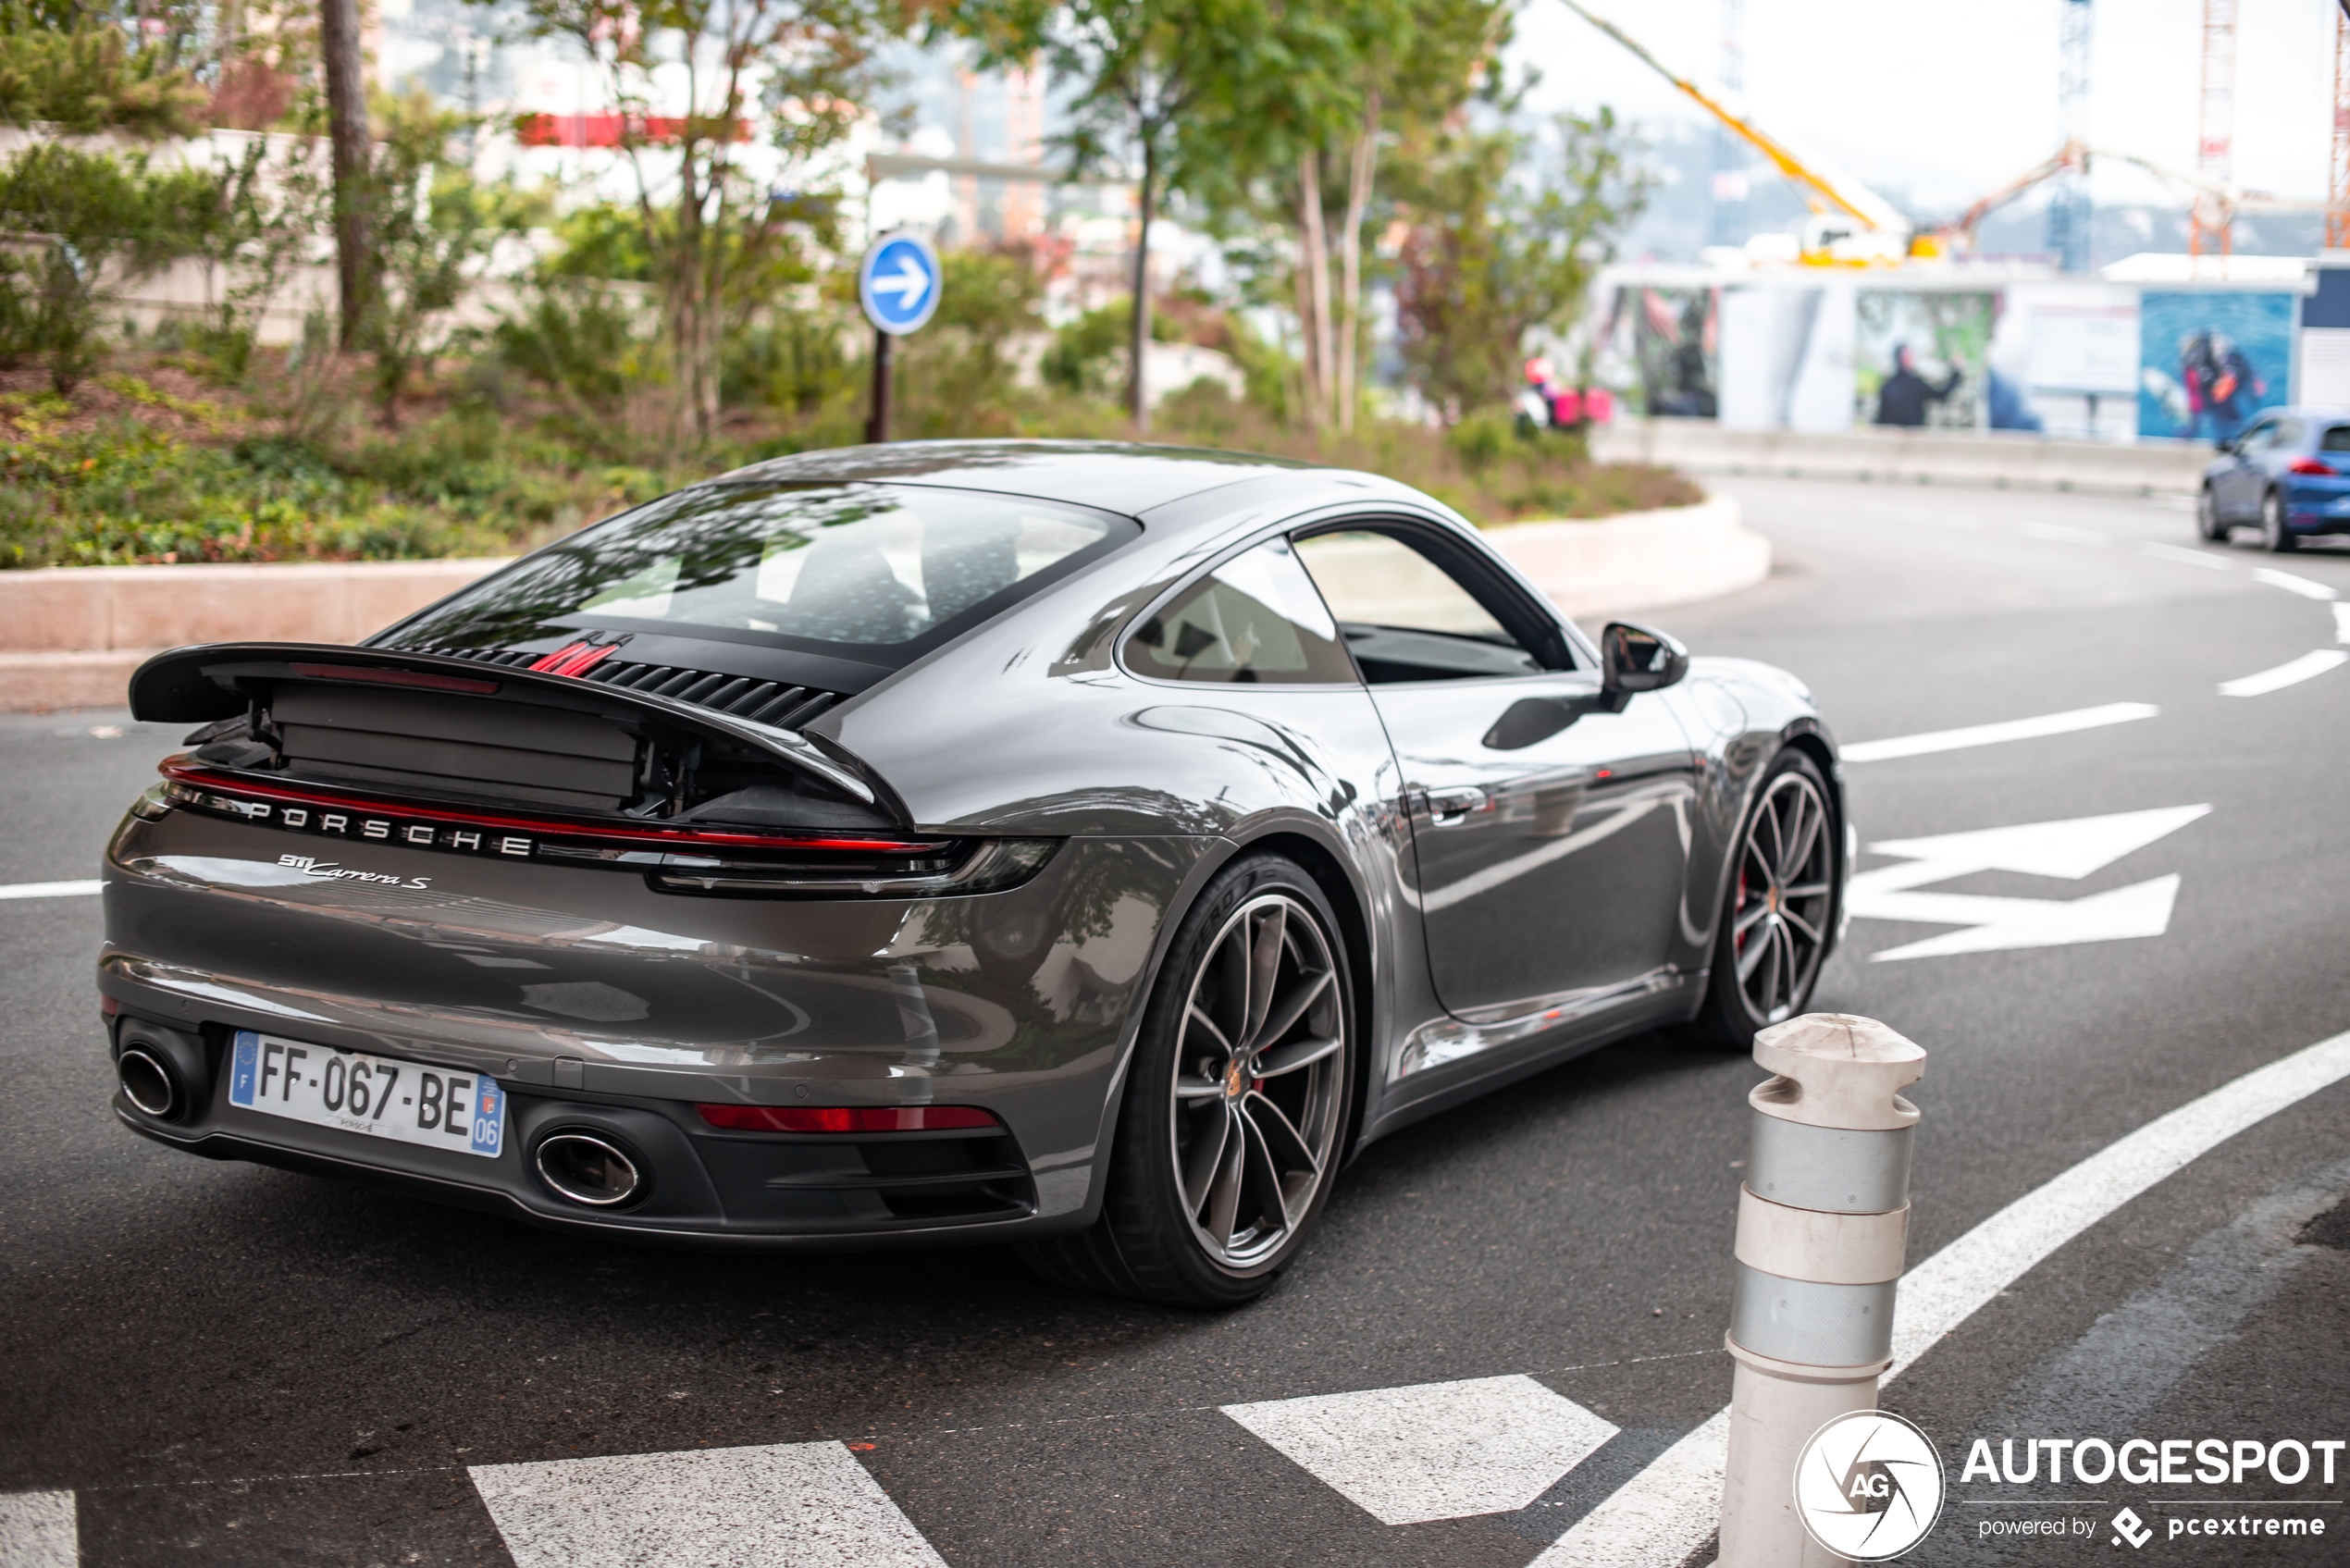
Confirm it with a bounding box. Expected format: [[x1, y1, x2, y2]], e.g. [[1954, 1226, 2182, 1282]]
[[1424, 786, 1490, 828]]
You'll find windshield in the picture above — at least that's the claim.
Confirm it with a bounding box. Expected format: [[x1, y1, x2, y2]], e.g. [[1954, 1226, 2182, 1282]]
[[393, 482, 1130, 661]]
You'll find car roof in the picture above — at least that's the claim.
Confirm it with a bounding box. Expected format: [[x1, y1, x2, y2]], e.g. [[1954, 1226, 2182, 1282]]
[[717, 439, 1318, 517]]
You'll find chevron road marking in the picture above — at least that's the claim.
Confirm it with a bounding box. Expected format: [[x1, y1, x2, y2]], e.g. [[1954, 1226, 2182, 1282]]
[[1845, 805, 2209, 962], [1528, 1026, 2350, 1568], [1223, 1375, 1619, 1525], [0, 1491, 76, 1567], [472, 1441, 946, 1568]]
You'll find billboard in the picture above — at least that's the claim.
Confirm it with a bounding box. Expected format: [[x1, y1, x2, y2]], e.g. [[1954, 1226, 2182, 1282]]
[[1853, 291, 1996, 431], [1627, 287, 1718, 419], [2136, 290, 2294, 442], [1718, 284, 1854, 432]]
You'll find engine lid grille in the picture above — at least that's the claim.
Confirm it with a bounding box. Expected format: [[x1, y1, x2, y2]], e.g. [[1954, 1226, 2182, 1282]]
[[417, 644, 842, 732]]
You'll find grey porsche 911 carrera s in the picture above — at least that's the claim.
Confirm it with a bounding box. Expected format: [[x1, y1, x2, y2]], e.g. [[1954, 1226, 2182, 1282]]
[[102, 440, 1845, 1305]]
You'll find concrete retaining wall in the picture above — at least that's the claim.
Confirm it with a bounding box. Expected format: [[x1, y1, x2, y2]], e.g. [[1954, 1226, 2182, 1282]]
[[0, 559, 510, 712], [1593, 419, 2213, 496], [0, 497, 1771, 710]]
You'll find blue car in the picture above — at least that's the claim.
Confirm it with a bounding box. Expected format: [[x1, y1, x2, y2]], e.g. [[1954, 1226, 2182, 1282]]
[[2198, 405, 2350, 552]]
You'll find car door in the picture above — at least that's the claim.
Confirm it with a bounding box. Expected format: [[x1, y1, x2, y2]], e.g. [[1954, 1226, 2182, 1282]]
[[2217, 416, 2278, 518], [1292, 522, 1698, 1030]]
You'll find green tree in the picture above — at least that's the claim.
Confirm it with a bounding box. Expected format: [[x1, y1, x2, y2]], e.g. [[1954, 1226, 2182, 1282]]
[[0, 3, 208, 137], [1391, 107, 1649, 422], [483, 0, 907, 443], [952, 0, 1249, 431]]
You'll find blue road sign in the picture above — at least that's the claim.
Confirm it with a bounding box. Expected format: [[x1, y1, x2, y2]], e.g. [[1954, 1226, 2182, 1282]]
[[859, 233, 942, 336]]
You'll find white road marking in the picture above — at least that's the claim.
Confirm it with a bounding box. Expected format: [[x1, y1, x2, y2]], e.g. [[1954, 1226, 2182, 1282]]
[[1532, 1026, 2350, 1568], [2017, 523, 2109, 546], [0, 880, 102, 901], [2217, 648, 2349, 697], [1222, 1375, 1618, 1526], [1838, 702, 2158, 764], [2336, 602, 2350, 642], [471, 1442, 947, 1568], [1846, 805, 2209, 961], [2136, 541, 2231, 570], [0, 1491, 76, 1568], [2250, 567, 2339, 600]]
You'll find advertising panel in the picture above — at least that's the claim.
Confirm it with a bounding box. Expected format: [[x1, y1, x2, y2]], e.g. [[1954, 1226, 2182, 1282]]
[[1853, 290, 1997, 432], [1717, 284, 1855, 432], [2136, 290, 2294, 441], [1627, 286, 1718, 419]]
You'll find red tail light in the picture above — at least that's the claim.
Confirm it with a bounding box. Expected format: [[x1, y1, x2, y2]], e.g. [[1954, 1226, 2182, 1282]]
[[696, 1105, 1003, 1133], [2288, 457, 2335, 475]]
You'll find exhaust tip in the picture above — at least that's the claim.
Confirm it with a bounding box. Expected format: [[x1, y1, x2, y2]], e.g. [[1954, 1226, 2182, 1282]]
[[118, 1047, 178, 1117], [535, 1132, 643, 1207]]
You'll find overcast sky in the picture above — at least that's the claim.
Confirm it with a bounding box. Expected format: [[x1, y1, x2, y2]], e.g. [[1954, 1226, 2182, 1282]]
[[1509, 0, 2337, 219]]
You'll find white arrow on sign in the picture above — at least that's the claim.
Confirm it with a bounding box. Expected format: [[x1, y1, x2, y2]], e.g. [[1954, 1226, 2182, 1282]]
[[1846, 804, 2210, 962], [871, 256, 932, 311]]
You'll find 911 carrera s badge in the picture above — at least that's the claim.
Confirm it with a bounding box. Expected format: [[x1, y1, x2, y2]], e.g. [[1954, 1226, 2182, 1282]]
[[277, 854, 433, 890]]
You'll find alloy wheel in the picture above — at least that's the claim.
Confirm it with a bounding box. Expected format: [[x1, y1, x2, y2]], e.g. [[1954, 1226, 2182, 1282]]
[[1168, 893, 1347, 1268], [1730, 770, 1835, 1026]]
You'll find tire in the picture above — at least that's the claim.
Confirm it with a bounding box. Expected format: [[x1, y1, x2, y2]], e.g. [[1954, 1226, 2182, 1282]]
[[1686, 750, 1839, 1052], [1018, 853, 1356, 1307], [2262, 489, 2300, 553], [2196, 486, 2228, 542]]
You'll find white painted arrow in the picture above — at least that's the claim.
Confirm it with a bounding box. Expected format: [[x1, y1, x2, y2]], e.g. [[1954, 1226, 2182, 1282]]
[[1847, 804, 2209, 962], [870, 256, 932, 309]]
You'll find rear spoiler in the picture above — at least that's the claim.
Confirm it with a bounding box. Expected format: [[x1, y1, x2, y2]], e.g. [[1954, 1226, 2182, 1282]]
[[127, 642, 897, 819]]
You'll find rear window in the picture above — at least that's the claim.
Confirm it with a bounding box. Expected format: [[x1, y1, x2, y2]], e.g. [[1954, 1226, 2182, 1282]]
[[2322, 426, 2350, 453], [393, 482, 1132, 664]]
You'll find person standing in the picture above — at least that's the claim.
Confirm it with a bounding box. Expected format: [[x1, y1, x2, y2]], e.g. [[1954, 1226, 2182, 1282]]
[[1874, 342, 1962, 427]]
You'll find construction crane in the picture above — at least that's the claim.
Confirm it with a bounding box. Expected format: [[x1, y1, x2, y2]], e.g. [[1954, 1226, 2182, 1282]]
[[1708, 0, 1748, 247], [2047, 0, 2093, 272], [2333, 0, 2350, 251], [2191, 0, 2237, 262], [1555, 0, 1920, 262]]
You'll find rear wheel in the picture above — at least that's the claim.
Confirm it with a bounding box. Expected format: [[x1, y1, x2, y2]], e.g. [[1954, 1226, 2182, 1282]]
[[2262, 489, 2300, 553], [1018, 854, 1354, 1307], [1687, 751, 1838, 1051], [2196, 486, 2228, 542]]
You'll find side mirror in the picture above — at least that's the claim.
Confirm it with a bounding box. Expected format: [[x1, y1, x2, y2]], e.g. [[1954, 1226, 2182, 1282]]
[[1601, 621, 1688, 701]]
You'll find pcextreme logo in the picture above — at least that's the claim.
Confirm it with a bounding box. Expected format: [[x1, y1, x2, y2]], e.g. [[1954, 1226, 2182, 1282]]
[[1794, 1411, 1946, 1561]]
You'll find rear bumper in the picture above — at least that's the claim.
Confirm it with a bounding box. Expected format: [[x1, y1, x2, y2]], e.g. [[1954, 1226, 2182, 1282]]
[[2283, 479, 2350, 531], [101, 804, 1221, 1244], [113, 1078, 1089, 1251]]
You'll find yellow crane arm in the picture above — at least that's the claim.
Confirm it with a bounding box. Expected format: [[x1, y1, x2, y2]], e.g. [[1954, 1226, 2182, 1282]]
[[1554, 0, 1890, 232]]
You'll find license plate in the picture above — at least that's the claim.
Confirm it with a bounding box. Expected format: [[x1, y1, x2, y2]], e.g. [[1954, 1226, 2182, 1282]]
[[227, 1031, 505, 1158]]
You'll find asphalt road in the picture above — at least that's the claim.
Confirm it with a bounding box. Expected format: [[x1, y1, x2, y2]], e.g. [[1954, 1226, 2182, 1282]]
[[5, 475, 2348, 1567]]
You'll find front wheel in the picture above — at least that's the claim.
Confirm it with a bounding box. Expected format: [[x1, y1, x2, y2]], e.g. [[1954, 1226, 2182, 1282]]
[[2262, 489, 2300, 553], [1018, 854, 1355, 1307], [2196, 486, 2228, 542], [1687, 750, 1838, 1051]]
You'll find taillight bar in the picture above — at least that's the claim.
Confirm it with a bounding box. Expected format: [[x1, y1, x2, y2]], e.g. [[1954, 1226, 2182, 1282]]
[[697, 1105, 1004, 1133], [2287, 457, 2336, 476], [157, 759, 946, 856]]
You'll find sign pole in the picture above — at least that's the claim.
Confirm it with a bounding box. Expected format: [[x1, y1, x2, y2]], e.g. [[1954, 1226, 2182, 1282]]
[[866, 326, 894, 445], [856, 230, 940, 447]]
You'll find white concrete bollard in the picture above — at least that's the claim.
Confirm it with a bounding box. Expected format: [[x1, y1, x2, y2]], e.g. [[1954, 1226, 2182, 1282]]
[[1716, 1013, 1926, 1568]]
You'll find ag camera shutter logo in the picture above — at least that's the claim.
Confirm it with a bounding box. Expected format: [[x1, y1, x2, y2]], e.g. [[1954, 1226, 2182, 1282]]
[[1794, 1410, 1947, 1560]]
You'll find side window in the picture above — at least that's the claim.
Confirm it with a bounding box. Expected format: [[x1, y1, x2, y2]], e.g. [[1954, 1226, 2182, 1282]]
[[2322, 426, 2350, 453], [1124, 537, 1359, 685], [1294, 529, 1550, 683]]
